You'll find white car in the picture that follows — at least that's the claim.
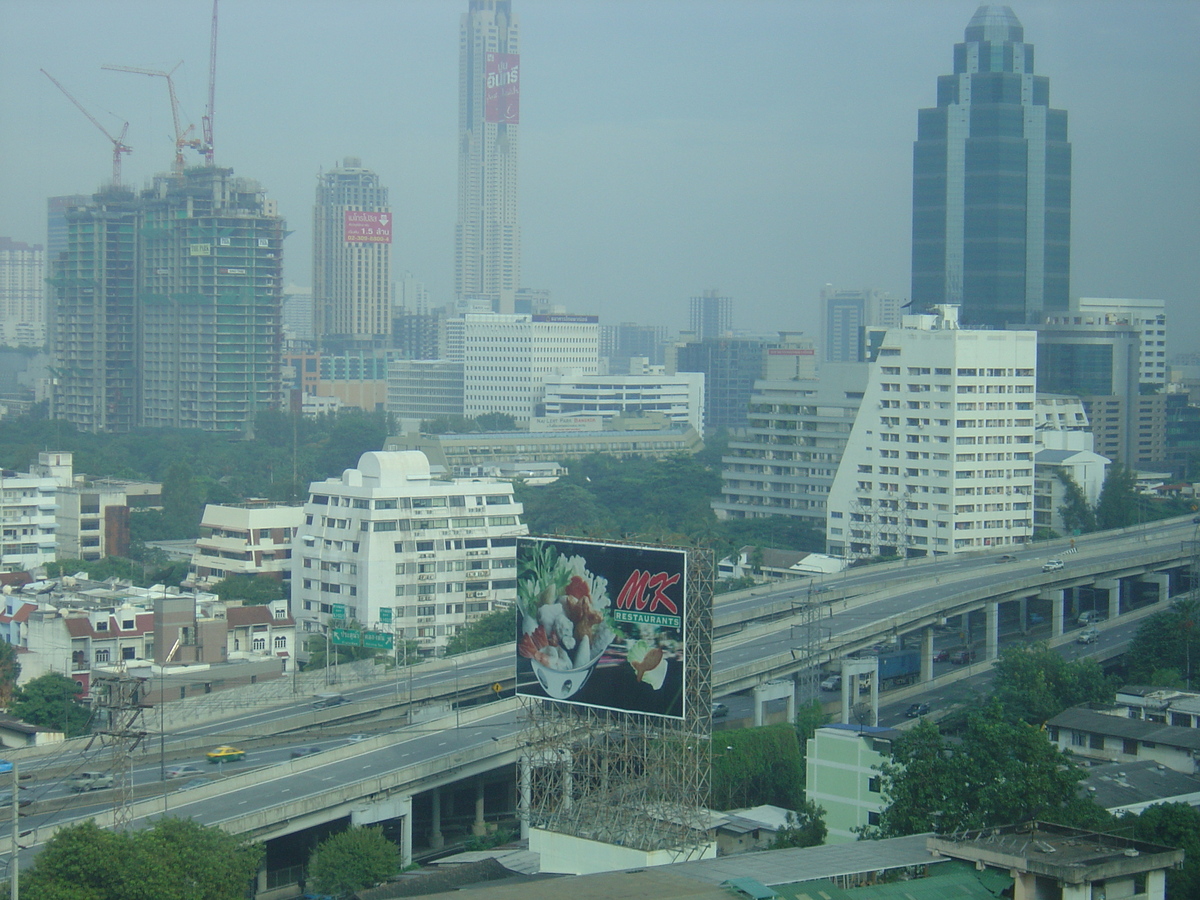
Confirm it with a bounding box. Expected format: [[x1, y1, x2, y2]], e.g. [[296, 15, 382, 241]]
[[1042, 559, 1065, 572], [1077, 628, 1099, 644]]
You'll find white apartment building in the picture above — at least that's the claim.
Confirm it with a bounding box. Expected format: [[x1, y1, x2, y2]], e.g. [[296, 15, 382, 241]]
[[0, 467, 57, 573], [188, 502, 305, 589], [826, 307, 1038, 560], [540, 370, 705, 433], [1075, 297, 1167, 386], [1033, 394, 1109, 535], [292, 450, 527, 657], [460, 313, 599, 423], [714, 363, 868, 529], [0, 238, 45, 348]]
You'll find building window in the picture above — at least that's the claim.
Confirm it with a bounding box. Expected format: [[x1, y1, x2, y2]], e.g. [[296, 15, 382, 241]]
[[252, 637, 266, 651], [1123, 738, 1138, 755], [868, 776, 881, 793], [867, 811, 880, 826], [274, 635, 287, 649], [95, 649, 110, 663]]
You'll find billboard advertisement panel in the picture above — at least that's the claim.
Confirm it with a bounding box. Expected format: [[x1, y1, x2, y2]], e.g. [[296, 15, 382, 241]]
[[343, 210, 392, 243], [516, 537, 686, 719], [484, 52, 520, 124]]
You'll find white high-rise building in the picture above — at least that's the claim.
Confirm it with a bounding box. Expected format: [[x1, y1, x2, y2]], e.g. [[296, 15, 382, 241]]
[[826, 307, 1038, 560], [0, 238, 45, 348], [313, 158, 392, 345], [292, 451, 526, 657], [461, 313, 598, 423], [456, 0, 521, 311]]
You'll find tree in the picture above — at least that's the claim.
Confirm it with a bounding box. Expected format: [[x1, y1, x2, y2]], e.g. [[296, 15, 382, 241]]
[[303, 631, 381, 670], [211, 574, 284, 605], [1056, 469, 1097, 535], [161, 461, 205, 539], [769, 802, 827, 849], [475, 412, 517, 432], [20, 817, 262, 900], [1094, 463, 1139, 531], [1125, 597, 1200, 686], [1118, 803, 1200, 899], [10, 672, 91, 737], [794, 699, 826, 789], [991, 643, 1117, 725], [444, 607, 514, 655], [711, 724, 805, 811], [873, 704, 1095, 837], [307, 826, 399, 897], [0, 641, 19, 707]]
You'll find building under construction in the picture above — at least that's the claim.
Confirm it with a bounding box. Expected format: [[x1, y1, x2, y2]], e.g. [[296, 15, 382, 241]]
[[48, 167, 284, 434]]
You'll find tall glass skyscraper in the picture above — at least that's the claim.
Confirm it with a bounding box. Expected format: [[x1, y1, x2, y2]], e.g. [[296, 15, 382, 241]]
[[911, 5, 1070, 328], [456, 0, 521, 313]]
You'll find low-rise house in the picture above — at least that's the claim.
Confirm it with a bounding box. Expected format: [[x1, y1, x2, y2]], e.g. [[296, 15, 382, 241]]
[[713, 804, 794, 855], [1115, 685, 1200, 729], [226, 600, 295, 666], [1048, 707, 1200, 773]]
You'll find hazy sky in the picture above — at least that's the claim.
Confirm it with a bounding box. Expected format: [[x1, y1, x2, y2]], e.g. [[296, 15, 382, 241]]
[[2, 1, 1197, 348]]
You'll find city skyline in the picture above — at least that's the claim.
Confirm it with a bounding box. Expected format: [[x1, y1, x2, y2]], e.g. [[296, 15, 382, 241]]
[[1, 1, 1196, 348]]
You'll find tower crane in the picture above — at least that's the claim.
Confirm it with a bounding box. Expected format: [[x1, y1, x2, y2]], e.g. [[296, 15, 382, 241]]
[[201, 0, 219, 166], [102, 61, 200, 175], [41, 69, 132, 186]]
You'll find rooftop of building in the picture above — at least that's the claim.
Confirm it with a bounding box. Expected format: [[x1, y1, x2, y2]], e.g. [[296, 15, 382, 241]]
[[1080, 759, 1200, 811], [1050, 706, 1200, 752]]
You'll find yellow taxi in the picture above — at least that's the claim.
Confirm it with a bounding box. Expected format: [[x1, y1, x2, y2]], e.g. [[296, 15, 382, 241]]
[[205, 745, 246, 763]]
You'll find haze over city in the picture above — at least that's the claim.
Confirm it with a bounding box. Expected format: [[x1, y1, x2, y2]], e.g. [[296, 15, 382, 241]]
[[1, 0, 1197, 346]]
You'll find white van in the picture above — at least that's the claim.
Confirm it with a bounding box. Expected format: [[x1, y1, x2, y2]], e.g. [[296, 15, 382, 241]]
[[1077, 610, 1105, 626]]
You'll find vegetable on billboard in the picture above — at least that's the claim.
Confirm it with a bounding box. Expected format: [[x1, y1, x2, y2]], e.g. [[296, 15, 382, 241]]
[[515, 537, 686, 719]]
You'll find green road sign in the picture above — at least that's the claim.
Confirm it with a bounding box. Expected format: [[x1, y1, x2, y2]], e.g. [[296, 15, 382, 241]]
[[379, 608, 393, 624], [331, 604, 347, 619], [363, 631, 394, 650], [332, 628, 361, 647]]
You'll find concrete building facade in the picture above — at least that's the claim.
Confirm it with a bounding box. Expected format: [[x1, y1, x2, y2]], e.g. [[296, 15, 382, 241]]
[[187, 502, 305, 590], [539, 371, 705, 433], [0, 238, 45, 348]]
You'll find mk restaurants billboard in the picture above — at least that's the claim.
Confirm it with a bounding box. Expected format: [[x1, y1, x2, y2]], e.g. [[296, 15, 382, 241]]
[[516, 537, 686, 719], [484, 52, 519, 124], [343, 210, 392, 243]]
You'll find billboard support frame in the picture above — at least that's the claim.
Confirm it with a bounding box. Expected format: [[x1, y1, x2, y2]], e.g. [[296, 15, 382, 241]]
[[518, 537, 713, 859]]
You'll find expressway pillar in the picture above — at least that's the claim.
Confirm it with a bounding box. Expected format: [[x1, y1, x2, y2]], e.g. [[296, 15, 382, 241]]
[[752, 680, 794, 727], [840, 668, 852, 725], [1044, 589, 1065, 637], [1146, 572, 1171, 608], [402, 795, 413, 866], [985, 601, 999, 660], [1095, 578, 1119, 618], [1018, 597, 1028, 631], [430, 788, 444, 850], [920, 627, 934, 683], [472, 779, 487, 836]]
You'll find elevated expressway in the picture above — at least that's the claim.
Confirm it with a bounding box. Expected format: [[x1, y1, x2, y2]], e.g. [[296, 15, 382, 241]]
[[15, 517, 1198, 883]]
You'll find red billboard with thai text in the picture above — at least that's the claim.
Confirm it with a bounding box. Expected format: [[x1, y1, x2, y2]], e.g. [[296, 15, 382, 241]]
[[343, 210, 392, 244], [516, 537, 687, 719], [484, 52, 519, 124]]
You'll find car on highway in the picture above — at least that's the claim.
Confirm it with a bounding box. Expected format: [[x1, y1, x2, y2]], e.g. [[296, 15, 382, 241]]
[[0, 790, 32, 809], [1077, 628, 1100, 644], [1042, 559, 1065, 572], [996, 554, 1018, 563], [819, 674, 842, 691], [165, 764, 202, 780], [949, 649, 977, 665], [68, 771, 114, 792], [290, 746, 323, 759], [712, 702, 729, 719], [205, 745, 246, 764], [905, 702, 931, 718], [1077, 610, 1106, 626], [933, 649, 951, 663], [347, 733, 369, 743]]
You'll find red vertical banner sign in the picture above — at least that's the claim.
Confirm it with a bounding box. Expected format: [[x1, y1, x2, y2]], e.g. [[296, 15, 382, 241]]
[[485, 52, 520, 124]]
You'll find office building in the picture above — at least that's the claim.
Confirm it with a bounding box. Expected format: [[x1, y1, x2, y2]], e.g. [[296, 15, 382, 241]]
[[826, 306, 1037, 560], [386, 359, 466, 425], [821, 287, 903, 363], [313, 158, 392, 346], [291, 450, 526, 657], [0, 238, 46, 348], [599, 322, 667, 374], [689, 290, 732, 341], [460, 313, 598, 423], [911, 5, 1070, 327], [1075, 297, 1167, 386], [714, 363, 868, 529], [539, 371, 705, 433], [456, 0, 521, 310]]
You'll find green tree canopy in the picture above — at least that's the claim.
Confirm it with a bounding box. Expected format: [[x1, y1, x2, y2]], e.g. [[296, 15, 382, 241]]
[[0, 641, 20, 707], [444, 607, 514, 655], [474, 412, 518, 432], [1056, 469, 1097, 535], [1125, 597, 1200, 686], [711, 723, 805, 811], [1117, 803, 1200, 899], [211, 574, 285, 605], [307, 825, 399, 897], [20, 817, 262, 900], [873, 704, 1098, 837], [10, 672, 91, 737], [769, 803, 827, 849], [1094, 463, 1139, 531], [991, 643, 1117, 725]]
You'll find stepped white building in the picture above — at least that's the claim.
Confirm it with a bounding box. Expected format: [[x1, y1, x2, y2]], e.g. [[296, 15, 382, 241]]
[[292, 451, 526, 657], [826, 307, 1037, 560]]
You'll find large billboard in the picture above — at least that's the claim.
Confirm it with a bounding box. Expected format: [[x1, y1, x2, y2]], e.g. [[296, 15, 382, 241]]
[[516, 537, 686, 719], [343, 210, 392, 244], [484, 52, 520, 124]]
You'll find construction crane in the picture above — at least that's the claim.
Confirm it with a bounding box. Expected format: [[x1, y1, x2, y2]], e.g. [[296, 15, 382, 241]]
[[201, 0, 219, 165], [102, 61, 201, 175], [41, 69, 132, 185]]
